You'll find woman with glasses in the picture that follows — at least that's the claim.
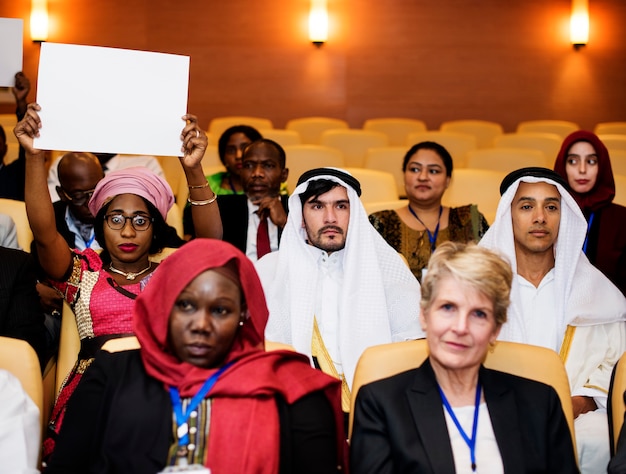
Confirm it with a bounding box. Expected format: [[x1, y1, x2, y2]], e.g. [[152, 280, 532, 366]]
[[14, 103, 223, 465]]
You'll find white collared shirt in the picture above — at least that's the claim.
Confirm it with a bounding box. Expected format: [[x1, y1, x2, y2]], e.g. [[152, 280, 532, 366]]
[[64, 207, 101, 251], [245, 199, 280, 261], [313, 247, 345, 375], [516, 268, 560, 351]]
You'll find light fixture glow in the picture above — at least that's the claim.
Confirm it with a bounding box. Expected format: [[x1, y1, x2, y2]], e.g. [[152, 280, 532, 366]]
[[570, 0, 589, 49], [30, 0, 49, 42], [309, 0, 328, 47]]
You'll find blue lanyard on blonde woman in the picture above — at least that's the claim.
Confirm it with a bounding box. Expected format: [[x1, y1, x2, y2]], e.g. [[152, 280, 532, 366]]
[[438, 382, 482, 472], [582, 212, 595, 254], [408, 205, 443, 253], [168, 360, 234, 463]]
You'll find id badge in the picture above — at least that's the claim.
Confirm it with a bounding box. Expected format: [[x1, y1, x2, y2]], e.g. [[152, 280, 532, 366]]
[[157, 465, 211, 473]]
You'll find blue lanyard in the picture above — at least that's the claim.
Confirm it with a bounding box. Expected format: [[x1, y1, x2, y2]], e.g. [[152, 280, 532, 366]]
[[438, 381, 482, 472], [84, 231, 96, 249], [408, 205, 443, 253], [582, 212, 595, 255], [169, 361, 234, 449]]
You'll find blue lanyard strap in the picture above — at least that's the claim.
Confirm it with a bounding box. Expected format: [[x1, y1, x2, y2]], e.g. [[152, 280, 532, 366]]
[[438, 381, 482, 472], [169, 360, 234, 448], [582, 212, 595, 255], [408, 205, 443, 253], [84, 231, 96, 249]]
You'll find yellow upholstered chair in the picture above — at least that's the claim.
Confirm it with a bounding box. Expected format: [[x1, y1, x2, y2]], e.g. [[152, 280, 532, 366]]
[[101, 336, 141, 352], [320, 129, 388, 168], [610, 150, 626, 176], [493, 132, 562, 163], [348, 339, 577, 460], [364, 147, 407, 198], [166, 205, 184, 239], [343, 167, 398, 203], [207, 116, 273, 141], [595, 122, 626, 136], [363, 118, 427, 146], [516, 120, 579, 139], [0, 198, 34, 251], [466, 148, 549, 174], [156, 156, 185, 205], [259, 128, 302, 147], [0, 114, 18, 144], [406, 131, 477, 169], [440, 119, 504, 149], [55, 302, 81, 396], [0, 336, 44, 433], [441, 168, 505, 225], [286, 117, 349, 145], [599, 134, 626, 153], [614, 174, 626, 207], [609, 351, 626, 454], [283, 144, 345, 192], [265, 341, 296, 352]]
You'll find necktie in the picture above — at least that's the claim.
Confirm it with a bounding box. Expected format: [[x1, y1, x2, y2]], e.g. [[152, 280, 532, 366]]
[[256, 215, 271, 259]]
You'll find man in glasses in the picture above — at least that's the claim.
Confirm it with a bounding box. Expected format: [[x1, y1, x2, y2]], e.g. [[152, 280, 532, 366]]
[[54, 152, 105, 251]]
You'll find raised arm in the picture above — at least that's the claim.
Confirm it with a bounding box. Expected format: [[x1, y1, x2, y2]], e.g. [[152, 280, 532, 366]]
[[179, 114, 223, 239], [14, 104, 73, 280]]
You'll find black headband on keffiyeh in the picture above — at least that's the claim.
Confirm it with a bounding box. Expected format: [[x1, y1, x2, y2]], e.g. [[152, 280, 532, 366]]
[[500, 167, 569, 196], [296, 167, 362, 196]]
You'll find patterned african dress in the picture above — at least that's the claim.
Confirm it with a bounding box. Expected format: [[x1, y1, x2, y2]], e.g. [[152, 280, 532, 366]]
[[368, 204, 489, 282], [42, 248, 154, 463]]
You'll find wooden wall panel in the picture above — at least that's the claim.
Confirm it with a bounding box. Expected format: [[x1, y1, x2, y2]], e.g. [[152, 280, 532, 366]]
[[1, 0, 624, 134]]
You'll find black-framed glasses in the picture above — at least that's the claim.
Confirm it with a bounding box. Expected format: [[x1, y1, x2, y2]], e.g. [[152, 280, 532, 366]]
[[104, 213, 154, 231], [58, 187, 96, 205]]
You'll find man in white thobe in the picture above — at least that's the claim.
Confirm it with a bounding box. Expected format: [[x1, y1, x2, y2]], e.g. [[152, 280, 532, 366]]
[[255, 167, 423, 413], [480, 167, 626, 474]]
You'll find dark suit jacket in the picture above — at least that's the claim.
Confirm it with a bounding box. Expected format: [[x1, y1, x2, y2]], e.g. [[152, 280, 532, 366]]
[[351, 358, 578, 474], [47, 350, 338, 474], [184, 194, 289, 253], [0, 247, 47, 368]]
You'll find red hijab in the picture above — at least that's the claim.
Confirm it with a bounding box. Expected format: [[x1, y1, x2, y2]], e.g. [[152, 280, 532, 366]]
[[133, 239, 346, 473], [553, 130, 615, 213]]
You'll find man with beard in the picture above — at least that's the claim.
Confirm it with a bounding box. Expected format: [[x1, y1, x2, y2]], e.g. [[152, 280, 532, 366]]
[[255, 168, 423, 420]]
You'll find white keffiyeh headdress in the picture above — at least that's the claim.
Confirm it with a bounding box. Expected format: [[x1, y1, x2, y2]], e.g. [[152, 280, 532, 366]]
[[479, 173, 626, 343], [257, 169, 423, 388]]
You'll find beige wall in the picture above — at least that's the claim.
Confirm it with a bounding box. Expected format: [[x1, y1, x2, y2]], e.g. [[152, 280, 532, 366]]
[[1, 0, 625, 132]]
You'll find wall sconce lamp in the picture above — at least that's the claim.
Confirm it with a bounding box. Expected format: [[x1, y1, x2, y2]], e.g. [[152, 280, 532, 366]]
[[570, 0, 589, 50], [30, 0, 49, 42], [309, 0, 328, 47]]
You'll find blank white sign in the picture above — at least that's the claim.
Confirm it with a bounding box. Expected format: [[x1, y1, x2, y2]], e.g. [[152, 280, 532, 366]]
[[35, 43, 190, 156], [0, 18, 23, 87]]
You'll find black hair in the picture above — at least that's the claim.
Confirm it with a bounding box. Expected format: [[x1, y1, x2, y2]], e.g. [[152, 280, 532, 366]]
[[93, 196, 169, 264], [217, 125, 263, 165], [0, 124, 6, 143], [299, 179, 345, 206], [242, 138, 287, 169], [402, 141, 453, 177]]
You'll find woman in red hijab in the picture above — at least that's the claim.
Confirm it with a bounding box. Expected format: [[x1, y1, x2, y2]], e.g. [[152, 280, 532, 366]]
[[554, 130, 626, 295], [46, 238, 347, 473]]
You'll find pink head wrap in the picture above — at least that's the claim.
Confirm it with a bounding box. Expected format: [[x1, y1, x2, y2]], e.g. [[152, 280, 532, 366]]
[[88, 167, 174, 220]]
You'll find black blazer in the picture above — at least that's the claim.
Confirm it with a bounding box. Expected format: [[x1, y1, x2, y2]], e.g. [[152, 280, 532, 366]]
[[0, 247, 47, 368], [184, 194, 289, 252], [47, 350, 339, 474], [351, 358, 578, 474]]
